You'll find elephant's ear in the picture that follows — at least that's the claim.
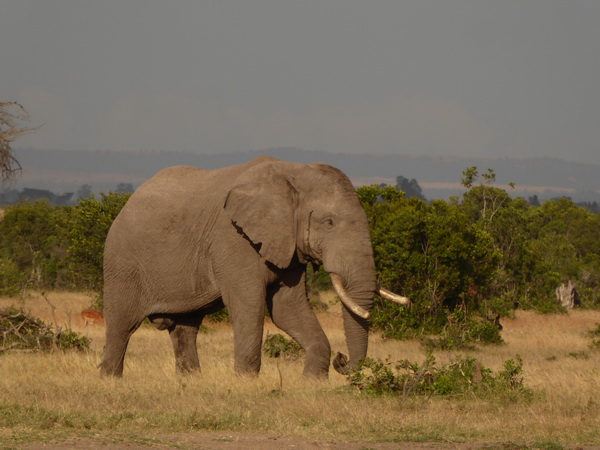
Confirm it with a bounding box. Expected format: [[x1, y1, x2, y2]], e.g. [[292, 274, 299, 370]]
[[224, 173, 297, 269]]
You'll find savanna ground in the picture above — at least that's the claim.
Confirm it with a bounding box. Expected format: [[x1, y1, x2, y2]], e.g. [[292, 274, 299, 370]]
[[1, 292, 599, 449]]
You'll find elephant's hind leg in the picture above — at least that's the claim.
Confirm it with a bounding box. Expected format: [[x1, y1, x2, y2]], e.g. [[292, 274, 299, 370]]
[[168, 313, 203, 373], [100, 318, 143, 377]]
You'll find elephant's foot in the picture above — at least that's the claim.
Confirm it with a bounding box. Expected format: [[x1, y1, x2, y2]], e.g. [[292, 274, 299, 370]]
[[234, 355, 262, 376], [175, 358, 201, 374], [99, 359, 124, 377], [303, 348, 331, 379], [302, 365, 329, 379]]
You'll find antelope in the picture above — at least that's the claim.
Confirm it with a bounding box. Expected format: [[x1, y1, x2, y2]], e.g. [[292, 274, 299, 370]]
[[81, 309, 104, 326]]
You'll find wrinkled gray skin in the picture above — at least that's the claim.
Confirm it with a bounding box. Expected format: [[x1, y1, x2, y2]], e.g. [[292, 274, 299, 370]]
[[100, 156, 376, 378]]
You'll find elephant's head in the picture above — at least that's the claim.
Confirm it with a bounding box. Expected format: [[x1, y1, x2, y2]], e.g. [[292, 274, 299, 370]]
[[225, 159, 409, 374]]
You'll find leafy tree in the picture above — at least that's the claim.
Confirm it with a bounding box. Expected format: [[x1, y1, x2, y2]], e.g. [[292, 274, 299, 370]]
[[67, 192, 131, 291], [460, 167, 515, 227], [395, 175, 426, 200], [526, 198, 600, 309]]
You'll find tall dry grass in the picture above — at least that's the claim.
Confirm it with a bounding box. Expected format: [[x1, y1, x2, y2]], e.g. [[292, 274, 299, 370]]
[[1, 291, 599, 447]]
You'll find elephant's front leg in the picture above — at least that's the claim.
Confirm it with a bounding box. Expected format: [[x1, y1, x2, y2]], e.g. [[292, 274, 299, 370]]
[[167, 313, 203, 373], [267, 271, 331, 378], [224, 289, 267, 375]]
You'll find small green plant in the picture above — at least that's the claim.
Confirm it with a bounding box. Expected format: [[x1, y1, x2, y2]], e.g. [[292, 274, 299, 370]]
[[348, 353, 531, 401], [262, 333, 303, 360], [346, 357, 405, 395], [496, 355, 525, 388], [56, 329, 91, 351]]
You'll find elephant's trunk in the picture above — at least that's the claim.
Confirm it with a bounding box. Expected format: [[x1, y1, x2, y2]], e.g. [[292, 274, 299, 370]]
[[326, 264, 376, 375], [329, 275, 411, 375]]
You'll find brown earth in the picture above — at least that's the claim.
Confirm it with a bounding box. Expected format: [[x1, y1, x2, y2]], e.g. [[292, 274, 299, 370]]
[[17, 431, 537, 449]]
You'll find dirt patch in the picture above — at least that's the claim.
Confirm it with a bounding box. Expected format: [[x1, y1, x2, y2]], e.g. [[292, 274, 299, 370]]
[[20, 432, 484, 449]]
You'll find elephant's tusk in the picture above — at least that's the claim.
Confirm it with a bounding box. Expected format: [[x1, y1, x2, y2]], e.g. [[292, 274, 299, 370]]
[[330, 273, 370, 320], [376, 285, 411, 306]]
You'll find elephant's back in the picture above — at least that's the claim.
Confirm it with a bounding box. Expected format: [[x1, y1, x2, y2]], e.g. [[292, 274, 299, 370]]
[[138, 156, 279, 193], [108, 157, 279, 235]]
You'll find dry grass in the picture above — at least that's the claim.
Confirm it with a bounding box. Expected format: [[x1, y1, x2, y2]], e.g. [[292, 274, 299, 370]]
[[1, 291, 599, 448]]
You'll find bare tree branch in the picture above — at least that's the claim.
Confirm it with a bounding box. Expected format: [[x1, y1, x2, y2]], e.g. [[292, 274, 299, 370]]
[[0, 101, 39, 183]]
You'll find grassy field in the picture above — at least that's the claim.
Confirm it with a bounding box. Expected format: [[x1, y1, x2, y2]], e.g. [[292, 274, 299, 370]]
[[1, 291, 599, 448]]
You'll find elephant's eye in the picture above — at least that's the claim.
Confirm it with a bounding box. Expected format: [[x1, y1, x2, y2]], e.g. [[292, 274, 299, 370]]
[[323, 218, 334, 227]]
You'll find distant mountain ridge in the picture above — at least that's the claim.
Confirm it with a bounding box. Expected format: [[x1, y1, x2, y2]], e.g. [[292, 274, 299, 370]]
[[9, 147, 600, 201]]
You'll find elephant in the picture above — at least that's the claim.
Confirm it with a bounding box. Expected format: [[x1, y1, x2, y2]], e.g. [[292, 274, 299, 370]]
[[100, 156, 409, 378]]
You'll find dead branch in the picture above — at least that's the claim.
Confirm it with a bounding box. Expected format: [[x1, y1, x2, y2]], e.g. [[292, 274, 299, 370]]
[[0, 101, 40, 183]]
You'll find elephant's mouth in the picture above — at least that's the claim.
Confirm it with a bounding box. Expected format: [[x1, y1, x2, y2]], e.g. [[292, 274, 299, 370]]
[[329, 273, 411, 320]]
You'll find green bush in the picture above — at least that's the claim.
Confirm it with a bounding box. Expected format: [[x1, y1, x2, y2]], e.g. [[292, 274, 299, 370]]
[[262, 333, 303, 360], [421, 310, 504, 351], [56, 329, 92, 351], [347, 354, 531, 401]]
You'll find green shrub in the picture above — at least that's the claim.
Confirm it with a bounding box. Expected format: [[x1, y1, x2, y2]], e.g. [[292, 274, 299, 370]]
[[422, 310, 504, 351], [56, 329, 92, 351], [262, 333, 303, 360], [467, 319, 504, 345], [346, 356, 405, 395], [348, 354, 531, 401]]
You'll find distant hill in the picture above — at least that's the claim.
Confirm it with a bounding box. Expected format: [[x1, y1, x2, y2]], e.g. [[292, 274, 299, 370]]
[[7, 147, 600, 202]]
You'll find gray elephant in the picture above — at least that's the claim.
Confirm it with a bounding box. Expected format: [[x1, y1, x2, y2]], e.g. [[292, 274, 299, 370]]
[[100, 156, 408, 378]]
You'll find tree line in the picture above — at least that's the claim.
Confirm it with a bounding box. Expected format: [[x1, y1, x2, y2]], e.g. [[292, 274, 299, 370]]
[[0, 183, 135, 207]]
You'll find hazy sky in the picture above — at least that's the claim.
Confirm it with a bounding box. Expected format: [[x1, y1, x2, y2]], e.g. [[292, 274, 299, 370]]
[[2, 1, 600, 164]]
